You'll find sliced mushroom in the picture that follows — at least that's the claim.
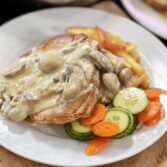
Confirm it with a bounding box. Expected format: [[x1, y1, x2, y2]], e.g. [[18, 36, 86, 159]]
[[38, 50, 63, 73], [66, 42, 91, 62], [102, 73, 120, 93], [8, 103, 30, 121], [114, 59, 125, 75], [119, 68, 133, 86], [66, 41, 113, 73], [1, 102, 11, 117], [61, 46, 76, 54], [23, 91, 38, 101], [75, 59, 96, 82], [63, 81, 83, 101], [106, 52, 125, 74], [3, 62, 25, 77], [62, 65, 87, 101], [89, 50, 113, 72]]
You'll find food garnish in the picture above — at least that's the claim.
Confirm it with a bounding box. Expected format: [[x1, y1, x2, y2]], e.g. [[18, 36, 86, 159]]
[[82, 103, 106, 125], [85, 137, 110, 156]]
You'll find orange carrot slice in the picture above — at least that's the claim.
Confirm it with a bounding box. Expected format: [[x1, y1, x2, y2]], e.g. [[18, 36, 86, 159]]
[[145, 89, 161, 100], [85, 137, 110, 156], [145, 88, 167, 100], [82, 104, 106, 125], [137, 101, 161, 122], [144, 110, 161, 126], [92, 121, 120, 137], [151, 97, 160, 101]]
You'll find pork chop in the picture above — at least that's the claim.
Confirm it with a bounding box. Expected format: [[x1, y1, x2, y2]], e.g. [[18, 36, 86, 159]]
[[0, 34, 133, 124]]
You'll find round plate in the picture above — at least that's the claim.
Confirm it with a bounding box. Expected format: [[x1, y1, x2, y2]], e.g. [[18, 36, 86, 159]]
[[0, 7, 167, 167], [121, 0, 167, 39]]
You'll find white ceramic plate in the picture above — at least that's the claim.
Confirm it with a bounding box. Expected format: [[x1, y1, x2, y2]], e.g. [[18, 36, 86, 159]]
[[121, 0, 167, 39], [0, 7, 167, 167]]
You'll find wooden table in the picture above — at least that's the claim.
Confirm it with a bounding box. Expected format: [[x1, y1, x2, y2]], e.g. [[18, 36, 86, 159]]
[[1, 1, 167, 167]]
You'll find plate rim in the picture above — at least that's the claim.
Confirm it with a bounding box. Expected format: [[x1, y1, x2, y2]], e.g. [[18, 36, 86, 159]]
[[1, 126, 167, 167], [0, 7, 167, 166]]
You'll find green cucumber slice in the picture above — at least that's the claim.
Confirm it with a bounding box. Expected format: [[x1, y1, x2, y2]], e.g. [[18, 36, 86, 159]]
[[104, 108, 130, 134], [104, 107, 136, 139], [71, 121, 92, 133], [64, 120, 95, 141], [113, 87, 148, 114], [128, 118, 138, 135], [113, 110, 136, 139]]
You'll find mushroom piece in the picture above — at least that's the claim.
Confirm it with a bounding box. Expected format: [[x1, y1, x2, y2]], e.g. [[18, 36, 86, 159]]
[[3, 63, 25, 77], [61, 46, 76, 54], [105, 52, 125, 74], [62, 65, 87, 102], [114, 59, 125, 75], [119, 68, 133, 86], [75, 59, 100, 88], [1, 101, 11, 117], [63, 81, 83, 101], [89, 50, 113, 72], [8, 103, 30, 122], [23, 91, 38, 101], [39, 50, 63, 73], [102, 73, 120, 93]]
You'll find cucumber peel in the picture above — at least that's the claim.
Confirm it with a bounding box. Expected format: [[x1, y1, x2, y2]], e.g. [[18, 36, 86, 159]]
[[64, 120, 95, 141]]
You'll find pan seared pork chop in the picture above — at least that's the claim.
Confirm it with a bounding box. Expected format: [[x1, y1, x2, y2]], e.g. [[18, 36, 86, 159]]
[[0, 34, 134, 124]]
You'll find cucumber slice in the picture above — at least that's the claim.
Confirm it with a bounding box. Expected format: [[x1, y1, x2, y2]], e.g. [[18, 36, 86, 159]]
[[64, 120, 95, 141], [71, 121, 92, 133], [113, 87, 148, 114], [113, 115, 136, 139], [104, 108, 130, 134], [104, 107, 136, 139], [128, 118, 138, 135]]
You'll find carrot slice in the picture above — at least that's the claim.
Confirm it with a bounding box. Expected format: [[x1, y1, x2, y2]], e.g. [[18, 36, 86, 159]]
[[145, 88, 167, 100], [144, 110, 161, 126], [85, 137, 110, 156], [95, 26, 126, 52], [137, 101, 161, 122], [151, 97, 160, 101], [145, 89, 161, 100], [82, 104, 106, 125], [92, 121, 120, 137]]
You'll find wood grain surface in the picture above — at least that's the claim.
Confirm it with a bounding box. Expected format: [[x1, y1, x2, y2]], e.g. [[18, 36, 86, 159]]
[[1, 1, 167, 167]]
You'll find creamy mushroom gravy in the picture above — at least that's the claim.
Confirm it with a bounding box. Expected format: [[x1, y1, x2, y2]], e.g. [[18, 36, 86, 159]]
[[0, 38, 133, 122]]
